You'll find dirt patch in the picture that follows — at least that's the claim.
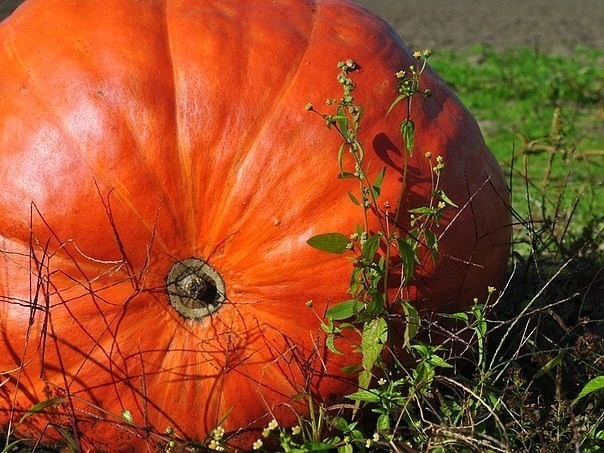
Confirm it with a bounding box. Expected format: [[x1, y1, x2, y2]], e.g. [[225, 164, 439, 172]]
[[356, 0, 604, 54]]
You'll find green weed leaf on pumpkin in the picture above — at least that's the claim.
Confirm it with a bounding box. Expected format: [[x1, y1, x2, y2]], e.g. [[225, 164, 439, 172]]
[[358, 317, 388, 391], [397, 236, 418, 284], [326, 299, 364, 321], [371, 167, 386, 198], [307, 232, 350, 254], [400, 119, 415, 154], [362, 233, 382, 261], [18, 398, 66, 424], [402, 301, 419, 348]]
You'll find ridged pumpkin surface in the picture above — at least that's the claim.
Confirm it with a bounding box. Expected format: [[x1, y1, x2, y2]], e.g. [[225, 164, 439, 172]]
[[0, 0, 510, 450]]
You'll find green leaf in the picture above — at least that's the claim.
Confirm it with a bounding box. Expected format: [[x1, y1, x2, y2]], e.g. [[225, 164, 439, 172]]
[[325, 334, 341, 355], [413, 361, 435, 387], [400, 119, 415, 155], [337, 172, 357, 180], [19, 398, 66, 424], [341, 364, 362, 374], [363, 291, 387, 318], [410, 344, 452, 369], [439, 311, 469, 323], [377, 413, 391, 431], [372, 167, 387, 198], [326, 299, 363, 320], [302, 441, 341, 451], [573, 375, 604, 404], [424, 230, 438, 262], [307, 232, 349, 254], [337, 143, 346, 177], [333, 416, 350, 432], [338, 444, 353, 453], [408, 206, 437, 215], [357, 370, 372, 401], [321, 318, 343, 354], [347, 191, 360, 206], [348, 428, 364, 441], [321, 318, 340, 335], [471, 303, 488, 370], [471, 304, 487, 337], [346, 389, 380, 403], [362, 233, 382, 261], [335, 108, 349, 141], [386, 93, 407, 116], [359, 317, 388, 389], [402, 301, 419, 348], [397, 237, 417, 284], [411, 343, 430, 357], [436, 189, 458, 208], [532, 351, 565, 381], [427, 355, 453, 369]]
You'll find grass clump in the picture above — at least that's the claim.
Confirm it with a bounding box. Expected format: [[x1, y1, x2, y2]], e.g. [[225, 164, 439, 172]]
[[429, 45, 603, 227]]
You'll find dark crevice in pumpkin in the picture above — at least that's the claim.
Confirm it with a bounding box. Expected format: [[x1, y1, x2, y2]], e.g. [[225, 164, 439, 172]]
[[166, 258, 225, 320]]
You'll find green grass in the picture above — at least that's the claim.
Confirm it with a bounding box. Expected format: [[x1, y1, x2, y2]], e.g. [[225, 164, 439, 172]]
[[430, 45, 603, 232], [430, 45, 603, 152]]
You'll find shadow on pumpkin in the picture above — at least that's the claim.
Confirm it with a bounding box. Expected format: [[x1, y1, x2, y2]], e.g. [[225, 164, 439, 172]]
[[369, 127, 511, 310]]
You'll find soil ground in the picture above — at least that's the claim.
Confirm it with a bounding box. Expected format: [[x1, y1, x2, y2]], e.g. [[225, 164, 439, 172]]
[[2, 0, 603, 53], [356, 0, 603, 54]]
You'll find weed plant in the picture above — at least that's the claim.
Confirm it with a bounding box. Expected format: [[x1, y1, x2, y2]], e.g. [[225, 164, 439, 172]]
[[244, 50, 603, 452]]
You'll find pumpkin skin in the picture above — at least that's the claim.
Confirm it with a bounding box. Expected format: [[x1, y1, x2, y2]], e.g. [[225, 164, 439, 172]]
[[0, 0, 510, 450]]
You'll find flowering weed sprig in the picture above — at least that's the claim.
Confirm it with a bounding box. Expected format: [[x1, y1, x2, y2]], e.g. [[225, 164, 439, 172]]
[[205, 425, 226, 451], [388, 49, 433, 155], [304, 51, 464, 447]]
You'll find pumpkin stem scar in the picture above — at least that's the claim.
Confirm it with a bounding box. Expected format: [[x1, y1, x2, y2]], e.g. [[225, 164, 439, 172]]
[[166, 258, 226, 320]]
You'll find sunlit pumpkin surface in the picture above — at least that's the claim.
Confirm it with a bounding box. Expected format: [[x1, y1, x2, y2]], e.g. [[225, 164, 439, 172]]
[[0, 0, 510, 450]]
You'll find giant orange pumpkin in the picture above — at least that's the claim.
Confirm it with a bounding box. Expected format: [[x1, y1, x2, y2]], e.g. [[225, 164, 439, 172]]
[[0, 0, 510, 450]]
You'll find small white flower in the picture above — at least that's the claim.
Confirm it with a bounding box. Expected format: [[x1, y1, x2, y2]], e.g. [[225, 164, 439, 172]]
[[252, 438, 263, 450], [267, 419, 279, 430], [212, 426, 225, 440], [208, 439, 225, 451], [208, 440, 217, 449]]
